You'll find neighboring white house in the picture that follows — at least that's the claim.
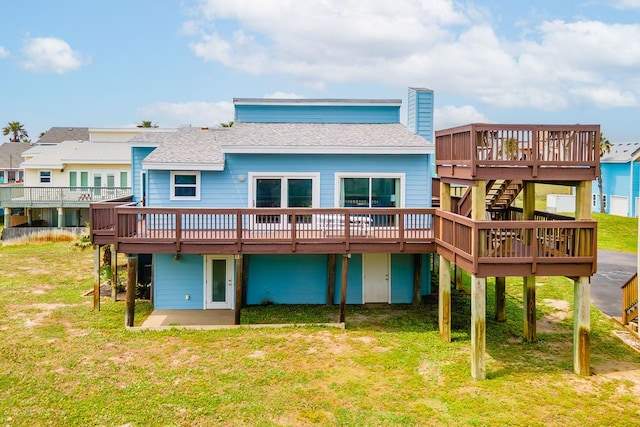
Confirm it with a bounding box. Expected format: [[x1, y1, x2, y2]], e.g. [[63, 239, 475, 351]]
[[1, 128, 173, 231]]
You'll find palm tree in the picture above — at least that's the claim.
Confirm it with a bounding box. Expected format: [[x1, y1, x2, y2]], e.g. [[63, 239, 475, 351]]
[[597, 132, 611, 214], [137, 120, 158, 128], [3, 121, 29, 142]]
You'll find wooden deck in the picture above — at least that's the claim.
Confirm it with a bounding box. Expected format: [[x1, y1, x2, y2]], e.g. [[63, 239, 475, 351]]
[[91, 203, 597, 278], [435, 124, 600, 181]]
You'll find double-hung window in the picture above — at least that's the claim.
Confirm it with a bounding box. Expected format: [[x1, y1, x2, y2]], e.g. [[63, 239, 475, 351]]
[[171, 171, 200, 200]]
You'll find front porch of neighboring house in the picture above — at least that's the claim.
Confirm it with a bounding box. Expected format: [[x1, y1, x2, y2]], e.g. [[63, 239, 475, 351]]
[[0, 185, 132, 228]]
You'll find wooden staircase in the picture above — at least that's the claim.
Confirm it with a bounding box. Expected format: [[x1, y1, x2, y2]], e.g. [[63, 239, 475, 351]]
[[458, 180, 523, 217], [622, 273, 638, 326]]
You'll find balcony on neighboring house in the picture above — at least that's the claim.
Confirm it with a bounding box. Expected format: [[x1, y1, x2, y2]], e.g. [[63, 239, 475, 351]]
[[0, 186, 133, 209]]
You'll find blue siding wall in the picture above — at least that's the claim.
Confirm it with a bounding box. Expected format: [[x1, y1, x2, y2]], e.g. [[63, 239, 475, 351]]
[[154, 254, 204, 309], [154, 253, 430, 307], [132, 147, 155, 203], [235, 105, 400, 124], [407, 88, 434, 143], [147, 154, 429, 208], [390, 254, 431, 303], [246, 254, 328, 304]]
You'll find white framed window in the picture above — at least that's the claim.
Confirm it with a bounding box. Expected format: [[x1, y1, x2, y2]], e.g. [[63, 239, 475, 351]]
[[592, 193, 597, 208], [248, 173, 320, 226], [602, 194, 607, 210], [170, 171, 200, 200], [39, 170, 52, 184], [249, 173, 319, 209], [334, 173, 405, 208]]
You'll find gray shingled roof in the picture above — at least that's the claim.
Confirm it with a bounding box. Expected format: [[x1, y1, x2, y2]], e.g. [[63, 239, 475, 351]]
[[139, 122, 432, 168], [601, 142, 640, 163], [220, 122, 432, 154], [36, 127, 89, 144], [141, 127, 226, 170], [0, 142, 34, 169]]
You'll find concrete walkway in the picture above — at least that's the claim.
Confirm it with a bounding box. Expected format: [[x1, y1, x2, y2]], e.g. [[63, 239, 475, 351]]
[[591, 250, 637, 318]]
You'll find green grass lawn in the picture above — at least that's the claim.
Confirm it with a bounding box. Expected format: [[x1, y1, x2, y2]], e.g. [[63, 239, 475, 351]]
[[1, 242, 640, 426]]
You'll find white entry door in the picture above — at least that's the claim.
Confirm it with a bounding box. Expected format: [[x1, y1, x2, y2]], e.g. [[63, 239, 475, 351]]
[[204, 255, 234, 309], [363, 253, 390, 303]]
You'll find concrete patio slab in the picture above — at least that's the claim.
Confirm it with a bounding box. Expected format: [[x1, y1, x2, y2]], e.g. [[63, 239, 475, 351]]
[[129, 309, 344, 331]]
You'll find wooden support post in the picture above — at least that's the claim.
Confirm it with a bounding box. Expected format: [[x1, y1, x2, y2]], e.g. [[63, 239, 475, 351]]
[[26, 208, 32, 226], [522, 182, 536, 342], [326, 254, 336, 306], [471, 180, 486, 257], [439, 256, 451, 341], [574, 276, 591, 375], [125, 254, 138, 327], [573, 181, 591, 376], [471, 275, 486, 380], [93, 245, 100, 311], [235, 254, 243, 325], [439, 179, 453, 340], [3, 208, 9, 228], [523, 276, 536, 342], [111, 244, 118, 302], [242, 254, 249, 307], [455, 264, 463, 291], [495, 277, 506, 322], [339, 254, 350, 324], [412, 254, 422, 307]]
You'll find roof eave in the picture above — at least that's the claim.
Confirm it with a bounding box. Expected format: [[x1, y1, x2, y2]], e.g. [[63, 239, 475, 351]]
[[221, 146, 433, 155], [142, 161, 225, 171]]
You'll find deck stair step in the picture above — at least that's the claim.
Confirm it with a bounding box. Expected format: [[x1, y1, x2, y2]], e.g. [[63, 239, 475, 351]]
[[457, 180, 522, 217]]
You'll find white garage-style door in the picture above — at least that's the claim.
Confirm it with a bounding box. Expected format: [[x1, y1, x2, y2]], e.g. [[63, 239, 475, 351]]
[[610, 195, 628, 217]]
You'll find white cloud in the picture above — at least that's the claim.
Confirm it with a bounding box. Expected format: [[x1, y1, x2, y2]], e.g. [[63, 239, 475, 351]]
[[20, 37, 88, 74], [137, 101, 234, 128], [185, 0, 640, 111], [435, 105, 490, 130], [612, 0, 640, 9], [0, 46, 9, 58]]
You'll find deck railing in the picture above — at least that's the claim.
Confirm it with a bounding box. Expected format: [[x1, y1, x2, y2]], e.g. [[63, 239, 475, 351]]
[[91, 202, 597, 277], [0, 185, 133, 207], [435, 210, 596, 275], [435, 124, 600, 179], [92, 205, 436, 253], [622, 273, 638, 325]]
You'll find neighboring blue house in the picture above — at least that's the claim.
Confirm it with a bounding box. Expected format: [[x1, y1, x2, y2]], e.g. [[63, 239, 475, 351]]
[[592, 142, 640, 217], [125, 88, 435, 310]]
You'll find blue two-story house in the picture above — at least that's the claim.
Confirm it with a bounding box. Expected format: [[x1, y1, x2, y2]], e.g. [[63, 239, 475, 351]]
[[101, 88, 435, 314], [592, 142, 640, 217]]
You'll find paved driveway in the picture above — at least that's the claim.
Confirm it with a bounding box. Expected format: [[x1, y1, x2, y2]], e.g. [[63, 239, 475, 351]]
[[591, 250, 637, 318]]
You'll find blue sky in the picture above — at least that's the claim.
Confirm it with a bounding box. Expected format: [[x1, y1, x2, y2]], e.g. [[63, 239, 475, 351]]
[[1, 0, 639, 142]]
